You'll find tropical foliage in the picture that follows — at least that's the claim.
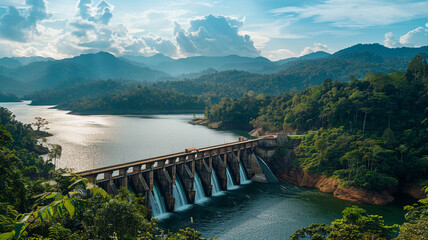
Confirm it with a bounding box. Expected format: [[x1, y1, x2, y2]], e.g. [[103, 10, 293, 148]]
[[0, 107, 210, 239], [206, 94, 279, 129], [29, 80, 129, 106], [58, 86, 206, 114], [206, 54, 428, 191], [290, 205, 397, 240], [0, 92, 19, 102], [291, 188, 428, 239]]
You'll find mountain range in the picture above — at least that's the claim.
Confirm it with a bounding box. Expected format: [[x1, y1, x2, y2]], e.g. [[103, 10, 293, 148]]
[[0, 52, 167, 94], [0, 43, 427, 96]]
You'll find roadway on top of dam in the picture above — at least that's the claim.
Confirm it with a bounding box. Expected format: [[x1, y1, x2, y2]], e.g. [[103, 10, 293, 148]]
[[76, 137, 265, 177]]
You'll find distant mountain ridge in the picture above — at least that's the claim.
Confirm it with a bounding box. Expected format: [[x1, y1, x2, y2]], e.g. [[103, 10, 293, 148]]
[[275, 51, 331, 65], [1, 43, 427, 96], [0, 56, 54, 68], [333, 43, 428, 58], [0, 58, 22, 68], [0, 52, 168, 93], [122, 54, 273, 75], [152, 44, 428, 98], [121, 44, 428, 75], [276, 44, 428, 82]]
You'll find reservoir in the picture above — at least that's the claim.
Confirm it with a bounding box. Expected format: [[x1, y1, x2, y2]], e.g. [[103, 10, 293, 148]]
[[1, 101, 410, 239], [1, 101, 240, 172]]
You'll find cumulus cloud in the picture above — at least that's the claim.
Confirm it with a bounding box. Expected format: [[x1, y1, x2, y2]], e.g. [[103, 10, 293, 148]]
[[399, 25, 428, 47], [142, 35, 178, 57], [0, 0, 51, 42], [77, 0, 91, 20], [0, 1, 260, 59], [299, 43, 331, 56], [68, 0, 128, 55], [174, 15, 260, 57], [383, 32, 400, 48], [65, 0, 180, 57], [76, 0, 113, 25], [383, 24, 428, 48]]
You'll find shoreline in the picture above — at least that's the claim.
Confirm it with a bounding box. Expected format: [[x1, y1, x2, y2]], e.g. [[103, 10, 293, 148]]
[[67, 109, 205, 115], [30, 103, 205, 115], [11, 101, 427, 205], [276, 167, 425, 205], [188, 118, 253, 130]]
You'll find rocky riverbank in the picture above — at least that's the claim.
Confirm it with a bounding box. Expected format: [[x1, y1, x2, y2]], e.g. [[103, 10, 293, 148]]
[[276, 167, 425, 205], [188, 119, 223, 129], [188, 118, 253, 130], [188, 121, 426, 205]]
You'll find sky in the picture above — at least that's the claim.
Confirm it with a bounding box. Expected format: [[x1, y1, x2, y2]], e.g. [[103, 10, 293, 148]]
[[0, 0, 427, 60]]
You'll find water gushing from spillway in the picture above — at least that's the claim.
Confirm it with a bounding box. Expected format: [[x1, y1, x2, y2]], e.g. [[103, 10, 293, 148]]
[[256, 155, 279, 183], [211, 168, 221, 195], [226, 165, 237, 190], [194, 171, 207, 203], [173, 175, 188, 210], [239, 162, 251, 184], [151, 180, 167, 217]]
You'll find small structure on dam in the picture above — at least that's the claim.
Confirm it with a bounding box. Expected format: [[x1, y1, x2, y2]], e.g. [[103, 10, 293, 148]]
[[76, 136, 283, 216]]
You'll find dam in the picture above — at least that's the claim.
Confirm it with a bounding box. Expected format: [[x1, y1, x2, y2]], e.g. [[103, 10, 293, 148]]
[[76, 136, 283, 216]]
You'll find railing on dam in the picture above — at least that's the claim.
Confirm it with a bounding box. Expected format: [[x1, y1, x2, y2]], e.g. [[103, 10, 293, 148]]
[[76, 136, 278, 215]]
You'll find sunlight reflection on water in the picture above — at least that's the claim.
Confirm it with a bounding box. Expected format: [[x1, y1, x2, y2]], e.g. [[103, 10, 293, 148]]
[[1, 101, 240, 171]]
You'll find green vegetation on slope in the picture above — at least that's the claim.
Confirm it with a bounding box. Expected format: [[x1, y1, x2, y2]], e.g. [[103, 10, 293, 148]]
[[0, 107, 210, 239], [206, 54, 428, 191], [291, 188, 428, 239], [60, 86, 206, 114], [152, 49, 418, 99], [205, 95, 280, 129], [29, 80, 129, 106], [0, 92, 19, 102], [0, 107, 54, 214]]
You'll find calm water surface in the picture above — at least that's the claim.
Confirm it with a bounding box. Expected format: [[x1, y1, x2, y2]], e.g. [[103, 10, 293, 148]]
[[1, 101, 410, 239], [1, 101, 240, 172]]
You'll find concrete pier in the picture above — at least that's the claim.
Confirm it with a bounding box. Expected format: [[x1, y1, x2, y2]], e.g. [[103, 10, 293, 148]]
[[77, 137, 281, 215]]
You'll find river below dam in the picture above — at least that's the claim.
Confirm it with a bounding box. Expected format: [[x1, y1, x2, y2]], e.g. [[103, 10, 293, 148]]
[[1, 101, 412, 239]]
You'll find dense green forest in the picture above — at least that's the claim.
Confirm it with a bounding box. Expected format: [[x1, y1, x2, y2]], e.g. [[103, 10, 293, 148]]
[[0, 92, 19, 102], [205, 95, 281, 129], [291, 192, 428, 239], [153, 70, 301, 100], [279, 51, 410, 84], [22, 44, 426, 109], [206, 54, 428, 191], [152, 55, 411, 100], [0, 107, 209, 239], [1, 105, 426, 239], [59, 86, 206, 114], [29, 80, 130, 106]]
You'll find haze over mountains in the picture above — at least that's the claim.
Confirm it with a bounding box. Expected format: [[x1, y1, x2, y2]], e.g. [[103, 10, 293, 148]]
[[1, 43, 427, 96]]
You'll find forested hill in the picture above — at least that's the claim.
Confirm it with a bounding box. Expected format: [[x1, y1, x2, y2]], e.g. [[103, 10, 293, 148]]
[[153, 45, 426, 98], [153, 70, 300, 100], [59, 86, 206, 114], [1, 44, 427, 97], [206, 54, 428, 191], [0, 52, 168, 93], [0, 107, 54, 212], [29, 80, 130, 106], [0, 106, 210, 239], [152, 55, 408, 99], [0, 92, 19, 102]]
